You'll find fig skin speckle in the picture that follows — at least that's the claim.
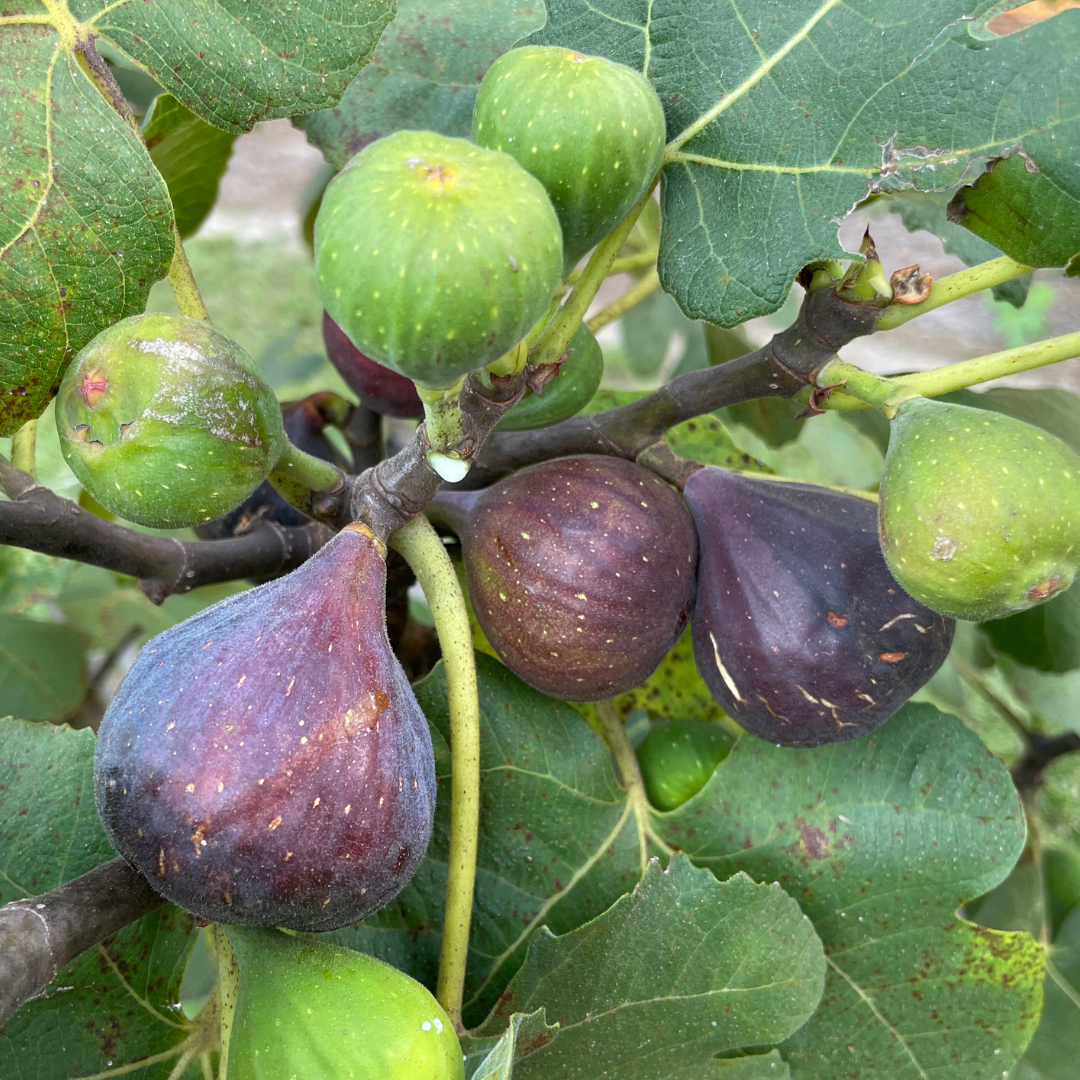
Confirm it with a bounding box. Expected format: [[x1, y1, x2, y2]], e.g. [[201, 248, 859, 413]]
[[435, 455, 697, 701], [685, 467, 954, 747], [94, 524, 435, 932]]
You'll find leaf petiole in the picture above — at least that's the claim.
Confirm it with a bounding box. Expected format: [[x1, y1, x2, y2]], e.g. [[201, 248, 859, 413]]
[[388, 515, 481, 1032]]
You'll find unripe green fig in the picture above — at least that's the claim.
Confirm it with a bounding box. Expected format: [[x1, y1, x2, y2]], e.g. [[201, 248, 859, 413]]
[[635, 719, 734, 811], [94, 523, 435, 931], [55, 313, 284, 529], [472, 46, 666, 269], [314, 130, 563, 390], [879, 397, 1080, 621], [494, 322, 603, 431], [222, 926, 463, 1080]]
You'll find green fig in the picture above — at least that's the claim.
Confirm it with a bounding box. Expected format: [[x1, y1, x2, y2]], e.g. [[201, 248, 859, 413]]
[[494, 322, 603, 431], [314, 130, 563, 391], [879, 397, 1080, 621], [55, 313, 284, 529], [222, 926, 463, 1080], [635, 719, 734, 811], [472, 46, 665, 269]]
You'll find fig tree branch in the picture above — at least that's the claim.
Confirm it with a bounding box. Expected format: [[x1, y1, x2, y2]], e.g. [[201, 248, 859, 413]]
[[0, 455, 331, 603], [0, 857, 164, 1027]]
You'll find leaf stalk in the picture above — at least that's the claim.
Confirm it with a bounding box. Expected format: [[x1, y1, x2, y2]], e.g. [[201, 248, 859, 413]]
[[388, 515, 481, 1033]]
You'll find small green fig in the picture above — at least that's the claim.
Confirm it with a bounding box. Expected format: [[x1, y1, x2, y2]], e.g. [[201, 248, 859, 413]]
[[472, 46, 666, 269], [314, 130, 563, 391], [494, 322, 603, 431], [635, 720, 734, 811], [55, 313, 284, 529], [879, 397, 1080, 621], [222, 926, 463, 1080]]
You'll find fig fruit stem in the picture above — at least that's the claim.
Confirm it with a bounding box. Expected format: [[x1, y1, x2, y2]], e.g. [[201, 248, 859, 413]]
[[530, 177, 660, 371], [388, 514, 480, 1032], [10, 419, 37, 480], [267, 439, 348, 519], [416, 378, 469, 474], [167, 229, 211, 322], [587, 267, 662, 335], [874, 255, 1032, 332], [594, 700, 666, 876], [813, 359, 922, 416], [815, 330, 1080, 411]]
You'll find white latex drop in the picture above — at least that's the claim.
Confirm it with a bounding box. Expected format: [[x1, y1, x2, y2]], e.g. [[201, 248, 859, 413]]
[[428, 452, 470, 484]]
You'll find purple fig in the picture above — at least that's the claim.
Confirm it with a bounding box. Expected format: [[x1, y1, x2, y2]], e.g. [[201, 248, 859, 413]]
[[94, 523, 435, 931], [431, 455, 697, 701], [683, 468, 954, 747], [196, 393, 351, 539], [323, 311, 423, 419]]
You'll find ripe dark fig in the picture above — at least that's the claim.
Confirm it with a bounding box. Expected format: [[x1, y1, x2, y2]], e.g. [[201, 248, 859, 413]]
[[322, 311, 423, 419], [472, 46, 666, 269], [430, 455, 697, 701], [314, 130, 562, 390], [55, 313, 285, 529], [635, 719, 734, 812], [222, 926, 463, 1080], [879, 396, 1080, 621], [494, 322, 603, 432], [684, 468, 954, 747], [94, 523, 435, 931], [196, 393, 351, 540]]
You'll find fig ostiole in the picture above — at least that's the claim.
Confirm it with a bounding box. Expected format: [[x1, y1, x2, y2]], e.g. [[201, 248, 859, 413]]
[[55, 313, 286, 530], [221, 925, 464, 1080], [684, 467, 954, 747], [472, 45, 666, 270], [879, 396, 1080, 621], [323, 311, 423, 419], [494, 322, 603, 432], [94, 522, 436, 932], [314, 130, 563, 392], [429, 455, 698, 701]]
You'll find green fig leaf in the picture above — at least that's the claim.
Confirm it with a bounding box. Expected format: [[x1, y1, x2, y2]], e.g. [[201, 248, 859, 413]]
[[0, 614, 87, 722], [950, 153, 1080, 271], [885, 189, 1032, 307], [465, 1009, 559, 1079], [0, 23, 173, 435], [530, 2, 1080, 327], [468, 856, 825, 1078], [324, 653, 647, 1028], [0, 0, 395, 434], [654, 703, 1043, 1080], [1011, 905, 1080, 1080], [88, 0, 397, 133], [299, 0, 547, 169], [0, 717, 199, 1079], [0, 545, 76, 620], [142, 94, 237, 238]]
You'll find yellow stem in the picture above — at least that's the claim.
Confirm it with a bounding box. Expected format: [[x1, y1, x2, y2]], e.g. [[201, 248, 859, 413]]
[[586, 268, 662, 334]]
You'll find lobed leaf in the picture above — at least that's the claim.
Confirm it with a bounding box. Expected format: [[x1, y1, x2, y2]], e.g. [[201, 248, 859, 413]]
[[299, 0, 547, 168], [655, 703, 1042, 1080], [469, 856, 825, 1080], [0, 615, 87, 722], [530, 2, 1080, 326]]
